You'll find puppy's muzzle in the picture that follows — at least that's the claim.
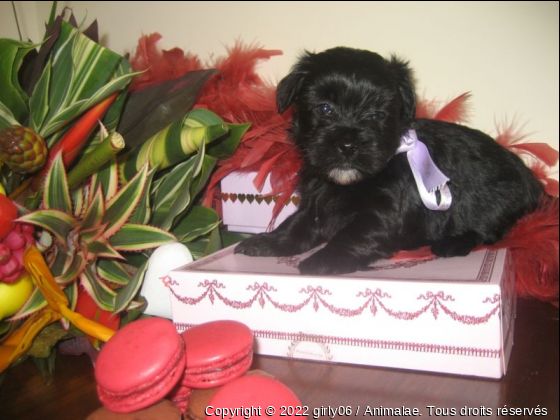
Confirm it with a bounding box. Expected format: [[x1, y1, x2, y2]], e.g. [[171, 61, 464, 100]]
[[337, 141, 358, 157]]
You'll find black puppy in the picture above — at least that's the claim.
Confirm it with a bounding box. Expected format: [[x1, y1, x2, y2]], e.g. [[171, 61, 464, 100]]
[[235, 47, 543, 275]]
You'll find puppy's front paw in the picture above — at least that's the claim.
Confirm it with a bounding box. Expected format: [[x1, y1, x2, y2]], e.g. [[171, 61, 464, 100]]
[[235, 234, 292, 257], [299, 248, 360, 275]]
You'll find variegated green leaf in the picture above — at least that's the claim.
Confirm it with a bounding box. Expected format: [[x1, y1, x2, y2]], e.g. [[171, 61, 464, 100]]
[[80, 266, 116, 312], [119, 109, 228, 182], [88, 238, 123, 259], [160, 143, 206, 230], [38, 21, 137, 139], [41, 71, 138, 138], [183, 108, 225, 127], [128, 166, 157, 225], [207, 122, 251, 160], [102, 163, 149, 238], [97, 260, 131, 287], [72, 186, 85, 218], [174, 206, 221, 243], [113, 261, 148, 314], [109, 224, 176, 251], [81, 224, 108, 243], [61, 281, 79, 331], [17, 209, 77, 245], [151, 155, 197, 229], [43, 153, 72, 213], [56, 252, 87, 286], [81, 187, 105, 232], [90, 157, 118, 202], [8, 288, 47, 321], [188, 155, 217, 200], [28, 59, 51, 133], [49, 246, 70, 278]]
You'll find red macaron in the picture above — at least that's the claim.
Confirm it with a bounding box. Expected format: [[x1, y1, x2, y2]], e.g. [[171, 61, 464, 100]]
[[95, 317, 186, 413], [180, 320, 253, 389], [206, 375, 302, 419]]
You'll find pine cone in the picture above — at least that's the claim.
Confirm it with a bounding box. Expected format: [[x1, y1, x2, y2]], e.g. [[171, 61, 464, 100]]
[[0, 224, 35, 283], [0, 125, 48, 174]]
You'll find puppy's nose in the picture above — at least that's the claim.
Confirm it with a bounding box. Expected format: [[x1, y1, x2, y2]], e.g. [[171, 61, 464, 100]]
[[337, 141, 358, 156]]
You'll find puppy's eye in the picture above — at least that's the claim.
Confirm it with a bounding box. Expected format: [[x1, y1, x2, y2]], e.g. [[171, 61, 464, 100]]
[[372, 111, 388, 120], [316, 104, 333, 115]]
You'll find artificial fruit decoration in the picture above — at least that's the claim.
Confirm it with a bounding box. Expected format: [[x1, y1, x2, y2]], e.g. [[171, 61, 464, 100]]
[[0, 193, 18, 239], [0, 125, 48, 174], [0, 274, 34, 320], [0, 194, 36, 284]]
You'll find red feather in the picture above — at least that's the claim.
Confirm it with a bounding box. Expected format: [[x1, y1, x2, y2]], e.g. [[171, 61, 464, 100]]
[[490, 197, 559, 306], [433, 92, 472, 123], [129, 33, 201, 91], [415, 92, 471, 123]]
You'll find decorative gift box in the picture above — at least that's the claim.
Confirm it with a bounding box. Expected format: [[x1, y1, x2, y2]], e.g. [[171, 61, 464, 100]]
[[169, 247, 515, 378], [221, 172, 298, 233]]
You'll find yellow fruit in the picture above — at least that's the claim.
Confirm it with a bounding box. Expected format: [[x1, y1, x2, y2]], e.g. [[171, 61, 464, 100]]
[[0, 273, 34, 320]]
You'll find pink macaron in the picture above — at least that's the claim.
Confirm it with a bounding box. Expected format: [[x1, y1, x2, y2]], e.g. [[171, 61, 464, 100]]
[[95, 317, 186, 413], [206, 375, 302, 419], [180, 320, 253, 389]]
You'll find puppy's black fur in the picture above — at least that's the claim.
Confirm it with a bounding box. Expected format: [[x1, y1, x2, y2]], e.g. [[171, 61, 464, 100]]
[[235, 47, 543, 275]]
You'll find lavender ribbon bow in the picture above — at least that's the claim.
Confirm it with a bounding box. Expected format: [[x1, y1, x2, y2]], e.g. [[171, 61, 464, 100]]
[[396, 129, 452, 211]]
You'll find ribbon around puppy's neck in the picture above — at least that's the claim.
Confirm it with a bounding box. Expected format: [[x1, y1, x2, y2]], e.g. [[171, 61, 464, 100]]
[[396, 129, 452, 211]]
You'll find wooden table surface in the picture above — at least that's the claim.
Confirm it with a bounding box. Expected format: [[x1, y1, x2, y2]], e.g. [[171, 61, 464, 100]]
[[0, 298, 557, 419]]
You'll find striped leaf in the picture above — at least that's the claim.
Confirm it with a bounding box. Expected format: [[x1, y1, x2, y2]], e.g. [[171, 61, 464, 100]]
[[173, 206, 220, 243], [80, 224, 108, 243], [81, 187, 105, 232], [56, 252, 87, 286], [87, 238, 123, 259], [8, 288, 47, 321], [42, 71, 138, 139], [28, 59, 51, 133], [183, 108, 225, 127], [48, 245, 71, 279], [72, 187, 85, 218], [97, 260, 131, 287], [188, 155, 217, 201], [119, 110, 228, 182], [80, 266, 117, 312], [37, 21, 135, 139], [109, 224, 176, 251], [160, 143, 207, 230], [113, 261, 148, 314], [43, 153, 72, 213], [208, 122, 251, 160], [151, 153, 199, 229], [90, 157, 118, 202], [127, 166, 157, 225], [102, 163, 149, 238], [61, 281, 79, 331], [17, 209, 77, 245]]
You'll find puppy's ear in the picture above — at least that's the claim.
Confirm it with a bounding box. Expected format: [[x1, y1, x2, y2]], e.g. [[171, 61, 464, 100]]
[[276, 51, 314, 114], [276, 71, 306, 114], [388, 56, 416, 127]]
